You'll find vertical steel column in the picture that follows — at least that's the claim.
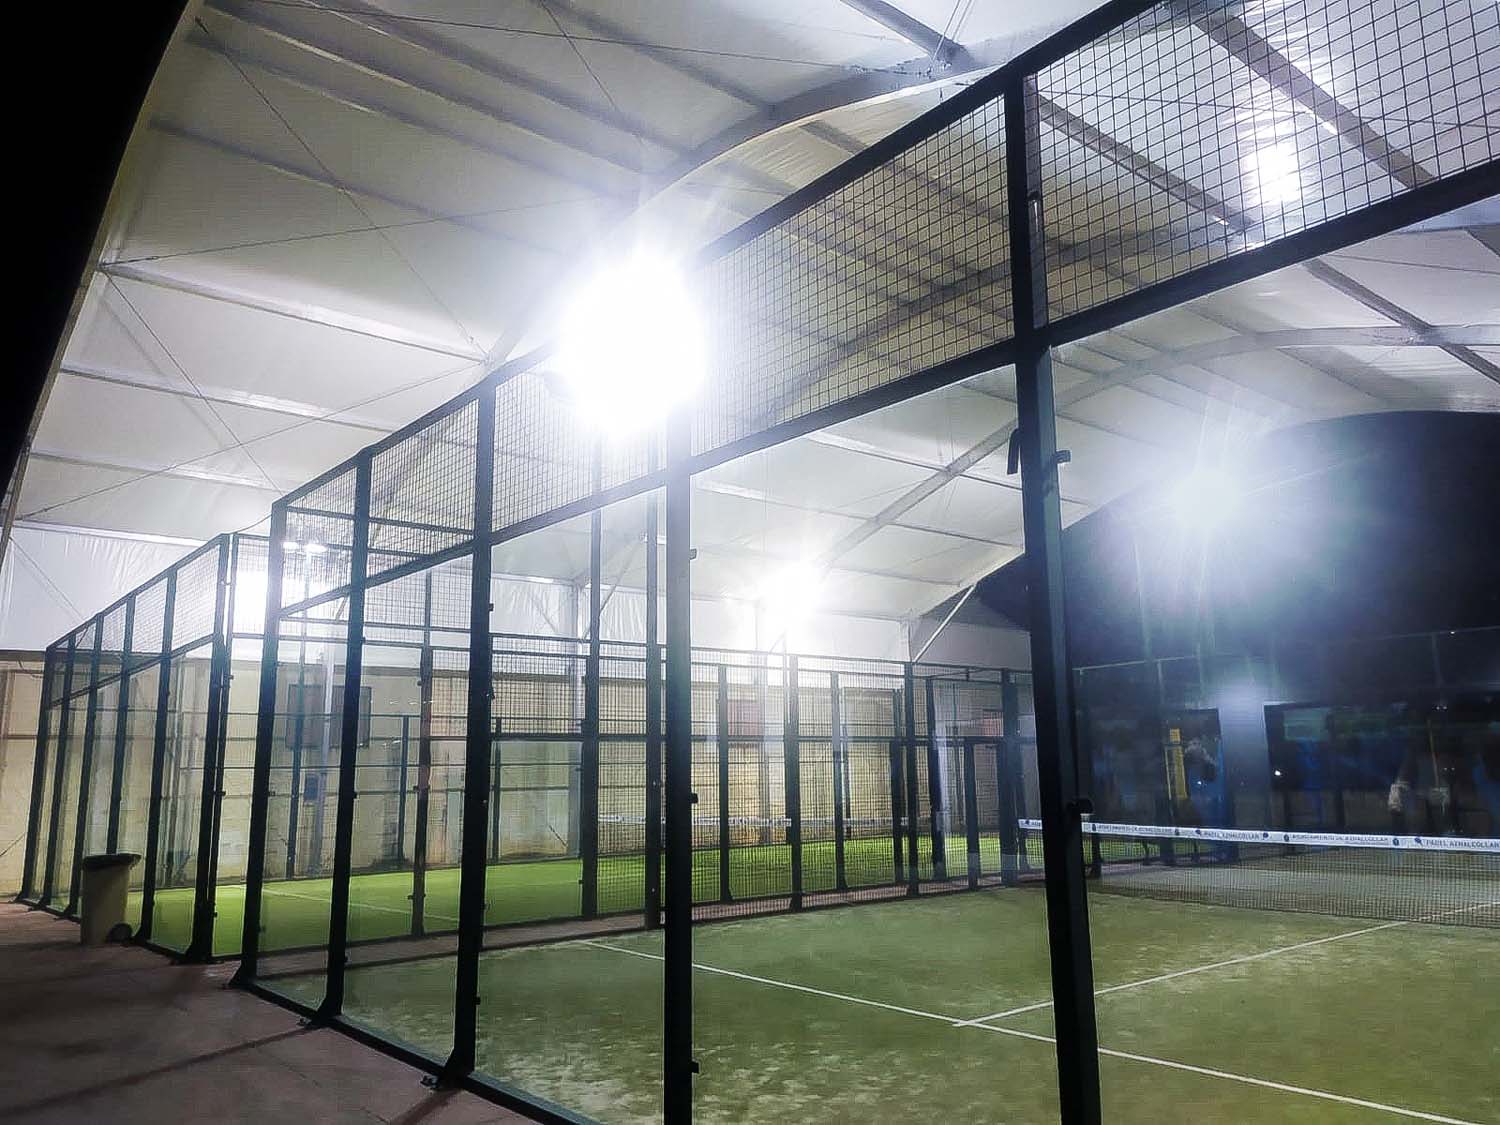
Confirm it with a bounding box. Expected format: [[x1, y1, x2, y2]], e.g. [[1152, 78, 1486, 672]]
[[1005, 75, 1101, 1125], [318, 457, 372, 1020], [234, 507, 286, 982], [923, 676, 946, 882], [784, 654, 803, 910], [580, 499, 602, 919], [106, 600, 135, 851], [999, 673, 1021, 886], [662, 408, 696, 1123], [65, 624, 104, 914], [396, 716, 409, 864], [207, 539, 239, 901], [446, 381, 495, 1080], [829, 670, 847, 892], [39, 636, 76, 907], [962, 738, 981, 889], [643, 488, 663, 929], [411, 570, 435, 939], [19, 646, 56, 901], [902, 665, 921, 895], [715, 664, 731, 903], [887, 697, 905, 885], [186, 539, 233, 960], [137, 572, 178, 944]]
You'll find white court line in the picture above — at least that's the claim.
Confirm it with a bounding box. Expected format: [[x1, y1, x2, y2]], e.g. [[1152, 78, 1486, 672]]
[[263, 887, 460, 927], [583, 940, 1482, 1125], [954, 897, 1500, 1028]]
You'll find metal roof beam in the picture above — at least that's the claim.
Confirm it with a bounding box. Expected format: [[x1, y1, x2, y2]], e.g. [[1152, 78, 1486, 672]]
[[24, 449, 283, 495], [1303, 259, 1500, 387], [1182, 3, 1434, 191], [98, 261, 485, 362]]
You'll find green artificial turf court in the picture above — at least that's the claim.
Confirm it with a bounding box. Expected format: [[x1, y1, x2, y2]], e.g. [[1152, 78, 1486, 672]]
[[263, 884, 1498, 1124]]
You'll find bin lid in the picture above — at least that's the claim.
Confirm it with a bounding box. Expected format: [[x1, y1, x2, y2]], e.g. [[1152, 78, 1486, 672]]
[[80, 852, 141, 870]]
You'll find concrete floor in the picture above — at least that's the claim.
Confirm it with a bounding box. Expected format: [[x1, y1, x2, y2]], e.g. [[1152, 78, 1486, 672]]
[[0, 903, 527, 1124]]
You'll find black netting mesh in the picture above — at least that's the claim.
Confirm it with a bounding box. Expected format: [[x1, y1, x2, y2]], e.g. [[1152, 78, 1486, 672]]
[[368, 401, 477, 579], [695, 97, 1011, 457], [171, 544, 222, 649], [283, 468, 359, 601], [130, 578, 168, 665], [1039, 0, 1500, 319]]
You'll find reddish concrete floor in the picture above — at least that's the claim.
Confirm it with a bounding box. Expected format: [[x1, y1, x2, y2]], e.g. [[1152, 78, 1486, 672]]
[[0, 903, 528, 1124]]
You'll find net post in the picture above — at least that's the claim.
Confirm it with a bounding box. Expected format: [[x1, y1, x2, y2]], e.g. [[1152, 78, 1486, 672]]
[[410, 570, 434, 940], [136, 572, 177, 943], [234, 505, 285, 984], [65, 619, 104, 915], [318, 454, 372, 1021], [923, 674, 947, 882], [716, 663, 731, 904], [643, 481, 662, 930], [829, 669, 847, 892], [662, 405, 696, 1123], [395, 715, 409, 865], [446, 380, 495, 1082], [888, 729, 905, 887], [902, 664, 921, 895], [580, 494, 602, 920], [105, 598, 135, 852], [185, 537, 233, 960], [962, 737, 981, 889], [785, 653, 803, 910], [1005, 72, 1101, 1125], [18, 645, 56, 902]]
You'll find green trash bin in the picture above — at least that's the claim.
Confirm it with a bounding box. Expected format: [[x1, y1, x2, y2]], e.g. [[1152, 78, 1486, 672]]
[[79, 853, 140, 945]]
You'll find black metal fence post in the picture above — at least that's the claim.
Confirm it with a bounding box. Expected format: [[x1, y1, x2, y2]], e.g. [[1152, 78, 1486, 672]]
[[1005, 73, 1101, 1125], [923, 675, 946, 882], [186, 537, 233, 960], [715, 664, 731, 903], [446, 380, 495, 1081], [580, 501, 602, 919], [106, 600, 135, 851], [962, 738, 981, 889], [39, 636, 77, 907], [902, 665, 920, 895], [784, 654, 802, 910], [138, 572, 178, 944], [663, 407, 696, 1123], [829, 670, 847, 892], [65, 623, 104, 914], [233, 507, 285, 983], [887, 733, 904, 886], [319, 456, 372, 1020], [643, 486, 662, 930], [411, 570, 434, 938], [18, 646, 56, 901]]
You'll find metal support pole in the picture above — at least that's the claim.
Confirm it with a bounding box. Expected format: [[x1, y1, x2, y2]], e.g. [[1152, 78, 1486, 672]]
[[784, 654, 803, 910], [829, 670, 847, 892], [186, 539, 233, 960], [234, 507, 286, 982], [19, 647, 57, 901], [902, 665, 921, 895], [446, 381, 495, 1080], [396, 715, 409, 865], [412, 570, 434, 939], [716, 664, 731, 903], [663, 407, 696, 1123], [65, 625, 104, 914], [580, 503, 602, 919], [318, 457, 372, 1020], [963, 738, 981, 889], [138, 572, 178, 944], [106, 600, 135, 851], [1005, 74, 1101, 1125], [888, 738, 905, 885], [1000, 672, 1024, 881], [39, 637, 77, 907], [924, 675, 946, 882], [206, 538, 240, 946], [644, 488, 662, 929]]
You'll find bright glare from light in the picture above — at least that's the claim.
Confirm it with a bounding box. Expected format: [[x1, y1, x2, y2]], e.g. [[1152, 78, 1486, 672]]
[[756, 561, 826, 644], [1172, 465, 1242, 529], [555, 251, 706, 436], [1246, 142, 1302, 206], [281, 540, 327, 555]]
